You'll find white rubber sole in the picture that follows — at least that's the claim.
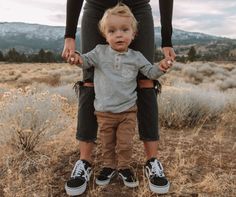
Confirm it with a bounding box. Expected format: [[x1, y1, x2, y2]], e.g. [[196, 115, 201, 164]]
[[95, 178, 111, 186], [118, 173, 139, 188], [145, 171, 170, 194], [122, 179, 139, 188], [148, 180, 170, 194], [65, 182, 87, 196]]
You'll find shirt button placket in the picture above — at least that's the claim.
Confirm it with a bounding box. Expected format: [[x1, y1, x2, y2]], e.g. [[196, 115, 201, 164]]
[[114, 54, 121, 70]]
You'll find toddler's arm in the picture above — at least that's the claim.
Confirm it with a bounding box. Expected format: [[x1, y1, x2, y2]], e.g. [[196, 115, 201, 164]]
[[137, 50, 173, 79]]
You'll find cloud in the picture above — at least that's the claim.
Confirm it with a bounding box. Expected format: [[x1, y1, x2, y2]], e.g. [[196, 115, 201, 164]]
[[150, 0, 236, 38], [48, 14, 66, 25], [0, 0, 66, 26], [0, 0, 236, 38]]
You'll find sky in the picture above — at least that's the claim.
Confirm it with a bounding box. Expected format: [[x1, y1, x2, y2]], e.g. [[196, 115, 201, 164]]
[[0, 0, 236, 39]]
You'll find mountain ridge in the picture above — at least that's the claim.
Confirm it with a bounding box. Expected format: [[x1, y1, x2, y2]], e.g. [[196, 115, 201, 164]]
[[0, 22, 235, 56]]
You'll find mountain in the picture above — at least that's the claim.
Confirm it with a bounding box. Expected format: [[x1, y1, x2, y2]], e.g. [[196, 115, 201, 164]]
[[0, 22, 236, 57], [0, 22, 67, 54], [156, 26, 236, 59]]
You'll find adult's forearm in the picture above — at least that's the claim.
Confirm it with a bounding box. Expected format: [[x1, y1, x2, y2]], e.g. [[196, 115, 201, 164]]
[[65, 0, 84, 39], [159, 0, 173, 47]]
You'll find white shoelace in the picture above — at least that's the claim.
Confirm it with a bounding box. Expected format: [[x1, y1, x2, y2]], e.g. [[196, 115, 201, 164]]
[[150, 160, 165, 177], [71, 160, 89, 181]]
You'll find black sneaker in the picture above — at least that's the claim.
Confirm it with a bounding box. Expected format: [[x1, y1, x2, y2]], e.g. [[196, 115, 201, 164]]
[[65, 160, 92, 196], [95, 167, 116, 186], [145, 158, 170, 194], [118, 168, 139, 188]]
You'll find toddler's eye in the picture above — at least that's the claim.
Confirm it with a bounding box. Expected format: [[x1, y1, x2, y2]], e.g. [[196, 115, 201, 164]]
[[108, 29, 114, 33]]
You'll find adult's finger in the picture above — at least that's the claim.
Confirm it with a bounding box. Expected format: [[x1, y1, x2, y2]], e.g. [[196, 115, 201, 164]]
[[62, 48, 71, 60]]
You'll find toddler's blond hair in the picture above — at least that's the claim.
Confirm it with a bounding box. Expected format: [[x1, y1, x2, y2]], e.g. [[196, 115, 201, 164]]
[[98, 3, 138, 37]]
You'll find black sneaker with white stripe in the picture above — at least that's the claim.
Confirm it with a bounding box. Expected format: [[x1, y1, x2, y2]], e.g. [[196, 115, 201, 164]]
[[145, 158, 170, 194], [65, 160, 92, 196], [95, 167, 116, 186], [118, 168, 139, 188]]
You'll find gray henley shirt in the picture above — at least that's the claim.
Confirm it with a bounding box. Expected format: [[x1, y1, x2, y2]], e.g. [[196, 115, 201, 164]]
[[79, 44, 165, 113]]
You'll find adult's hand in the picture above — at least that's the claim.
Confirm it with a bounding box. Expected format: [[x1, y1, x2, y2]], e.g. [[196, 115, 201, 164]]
[[61, 38, 76, 63], [162, 47, 176, 62]]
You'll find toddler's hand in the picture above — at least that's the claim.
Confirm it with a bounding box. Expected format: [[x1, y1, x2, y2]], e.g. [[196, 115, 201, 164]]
[[68, 53, 83, 65], [159, 59, 173, 72]]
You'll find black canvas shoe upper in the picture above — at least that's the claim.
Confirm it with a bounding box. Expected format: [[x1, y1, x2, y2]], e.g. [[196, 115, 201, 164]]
[[145, 158, 168, 186], [66, 160, 92, 188], [97, 167, 116, 181], [118, 168, 137, 183]]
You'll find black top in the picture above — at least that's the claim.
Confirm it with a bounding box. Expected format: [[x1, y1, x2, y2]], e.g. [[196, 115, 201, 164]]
[[65, 0, 173, 47]]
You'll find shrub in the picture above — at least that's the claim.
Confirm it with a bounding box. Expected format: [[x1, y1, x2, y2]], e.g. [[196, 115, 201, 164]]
[[182, 66, 197, 78], [0, 89, 71, 152], [158, 84, 226, 128], [30, 83, 78, 104], [219, 77, 236, 90], [198, 63, 214, 76]]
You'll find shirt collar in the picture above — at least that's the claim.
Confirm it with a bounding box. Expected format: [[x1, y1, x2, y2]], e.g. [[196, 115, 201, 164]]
[[108, 45, 131, 56]]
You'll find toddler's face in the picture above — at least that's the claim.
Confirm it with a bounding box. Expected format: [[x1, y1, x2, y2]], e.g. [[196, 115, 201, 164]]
[[104, 15, 135, 52]]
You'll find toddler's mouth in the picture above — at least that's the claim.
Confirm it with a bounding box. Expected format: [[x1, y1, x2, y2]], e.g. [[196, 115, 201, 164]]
[[116, 41, 124, 44]]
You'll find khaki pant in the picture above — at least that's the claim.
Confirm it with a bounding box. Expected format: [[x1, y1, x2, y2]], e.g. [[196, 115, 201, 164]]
[[95, 106, 137, 169]]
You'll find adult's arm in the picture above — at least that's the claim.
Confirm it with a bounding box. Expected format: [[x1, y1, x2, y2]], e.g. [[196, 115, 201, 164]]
[[159, 0, 173, 47], [64, 0, 84, 39]]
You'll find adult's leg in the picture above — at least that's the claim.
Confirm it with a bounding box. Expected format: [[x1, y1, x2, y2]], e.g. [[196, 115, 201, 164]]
[[130, 3, 170, 194], [65, 3, 106, 196], [130, 3, 159, 160], [78, 142, 94, 162], [137, 88, 159, 159], [76, 2, 106, 163]]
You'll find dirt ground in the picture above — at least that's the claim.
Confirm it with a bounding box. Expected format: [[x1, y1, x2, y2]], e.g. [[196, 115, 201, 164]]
[[47, 114, 236, 197]]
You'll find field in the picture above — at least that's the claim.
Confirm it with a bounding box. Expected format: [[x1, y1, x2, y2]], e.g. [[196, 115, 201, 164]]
[[0, 62, 235, 197]]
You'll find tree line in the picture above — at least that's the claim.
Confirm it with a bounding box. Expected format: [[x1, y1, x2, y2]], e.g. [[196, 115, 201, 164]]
[[0, 48, 63, 63], [155, 46, 236, 63], [1, 46, 235, 63]]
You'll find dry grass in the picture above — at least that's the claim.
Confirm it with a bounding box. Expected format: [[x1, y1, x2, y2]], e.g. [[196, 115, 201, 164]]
[[164, 61, 236, 91], [0, 62, 82, 88], [0, 62, 235, 196]]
